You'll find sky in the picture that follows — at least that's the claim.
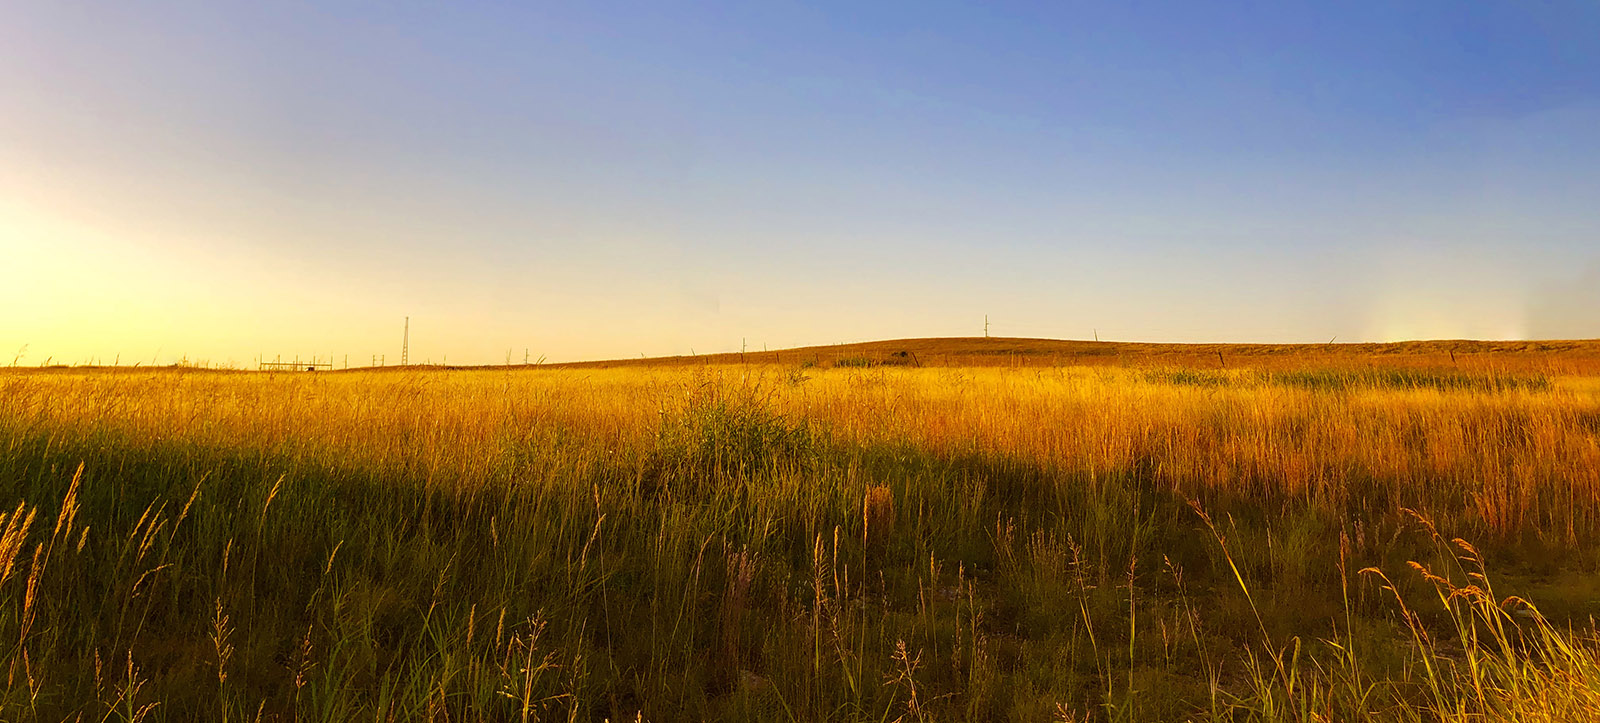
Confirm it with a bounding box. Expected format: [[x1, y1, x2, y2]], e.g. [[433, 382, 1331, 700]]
[[3, 1, 1598, 366]]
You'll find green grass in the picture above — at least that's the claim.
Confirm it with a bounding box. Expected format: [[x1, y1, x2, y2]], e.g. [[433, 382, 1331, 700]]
[[1141, 369, 1232, 387], [1139, 367, 1552, 393], [1264, 368, 1551, 393]]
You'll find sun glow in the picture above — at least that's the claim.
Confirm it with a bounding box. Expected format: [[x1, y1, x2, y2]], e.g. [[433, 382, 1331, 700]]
[[1363, 243, 1530, 342]]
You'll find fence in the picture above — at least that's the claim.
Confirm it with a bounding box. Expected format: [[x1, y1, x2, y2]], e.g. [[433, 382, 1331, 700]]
[[259, 359, 333, 372]]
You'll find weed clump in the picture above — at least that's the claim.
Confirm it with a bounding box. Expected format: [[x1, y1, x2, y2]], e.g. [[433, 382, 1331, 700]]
[[655, 382, 820, 481]]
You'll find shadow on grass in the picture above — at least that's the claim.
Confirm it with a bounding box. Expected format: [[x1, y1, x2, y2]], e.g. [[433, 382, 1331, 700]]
[[1, 412, 1596, 721]]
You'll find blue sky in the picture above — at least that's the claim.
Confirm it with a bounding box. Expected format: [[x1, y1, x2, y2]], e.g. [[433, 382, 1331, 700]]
[[3, 1, 1598, 364]]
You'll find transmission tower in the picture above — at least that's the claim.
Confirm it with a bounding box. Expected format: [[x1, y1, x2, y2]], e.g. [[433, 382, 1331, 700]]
[[402, 316, 409, 366]]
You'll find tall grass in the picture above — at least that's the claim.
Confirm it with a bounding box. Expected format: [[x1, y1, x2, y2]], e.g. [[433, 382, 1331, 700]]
[[0, 364, 1597, 719]]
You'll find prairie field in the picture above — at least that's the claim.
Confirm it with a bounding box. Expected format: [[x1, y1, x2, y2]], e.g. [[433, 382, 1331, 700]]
[[4, 341, 1600, 721]]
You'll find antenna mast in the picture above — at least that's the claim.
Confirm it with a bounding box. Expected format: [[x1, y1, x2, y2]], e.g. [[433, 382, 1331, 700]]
[[402, 316, 409, 366]]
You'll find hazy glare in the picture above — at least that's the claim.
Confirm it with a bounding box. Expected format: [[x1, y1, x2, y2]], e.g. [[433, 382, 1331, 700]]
[[4, 2, 1598, 366]]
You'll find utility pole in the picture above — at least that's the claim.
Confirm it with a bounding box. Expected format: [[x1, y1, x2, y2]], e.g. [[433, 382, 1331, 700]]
[[402, 316, 409, 366], [984, 315, 989, 338]]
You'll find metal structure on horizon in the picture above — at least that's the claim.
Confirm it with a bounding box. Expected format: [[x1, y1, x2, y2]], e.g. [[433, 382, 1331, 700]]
[[259, 355, 332, 372], [402, 316, 409, 367]]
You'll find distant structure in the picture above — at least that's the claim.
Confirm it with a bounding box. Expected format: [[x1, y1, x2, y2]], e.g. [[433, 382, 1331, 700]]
[[260, 355, 332, 372], [402, 316, 409, 366]]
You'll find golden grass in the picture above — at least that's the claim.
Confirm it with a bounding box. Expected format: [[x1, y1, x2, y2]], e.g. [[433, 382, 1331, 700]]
[[2, 356, 1599, 720], [7, 364, 1597, 545]]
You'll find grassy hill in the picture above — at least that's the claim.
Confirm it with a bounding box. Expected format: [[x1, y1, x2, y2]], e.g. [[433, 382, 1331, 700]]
[[539, 336, 1600, 374]]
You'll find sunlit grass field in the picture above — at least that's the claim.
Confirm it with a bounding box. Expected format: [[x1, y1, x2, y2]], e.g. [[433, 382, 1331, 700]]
[[4, 349, 1600, 720]]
